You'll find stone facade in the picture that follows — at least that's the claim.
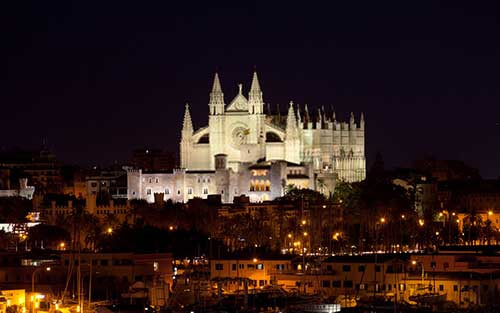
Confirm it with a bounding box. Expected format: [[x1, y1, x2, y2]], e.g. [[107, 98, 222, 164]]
[[127, 71, 366, 203]]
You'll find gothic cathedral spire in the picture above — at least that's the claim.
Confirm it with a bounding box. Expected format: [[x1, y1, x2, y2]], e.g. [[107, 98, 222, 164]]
[[209, 72, 225, 115], [180, 103, 194, 169], [248, 71, 263, 114], [285, 101, 300, 164], [286, 101, 299, 139], [182, 103, 194, 139]]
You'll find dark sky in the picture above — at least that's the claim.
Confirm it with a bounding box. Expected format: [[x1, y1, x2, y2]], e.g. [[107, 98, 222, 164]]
[[2, 1, 499, 177]]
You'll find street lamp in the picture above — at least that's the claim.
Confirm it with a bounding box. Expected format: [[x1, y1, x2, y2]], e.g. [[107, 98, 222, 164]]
[[106, 227, 113, 234], [32, 267, 51, 313], [411, 260, 425, 286]]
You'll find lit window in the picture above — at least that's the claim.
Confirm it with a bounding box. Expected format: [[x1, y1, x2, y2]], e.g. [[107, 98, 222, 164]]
[[153, 262, 159, 272]]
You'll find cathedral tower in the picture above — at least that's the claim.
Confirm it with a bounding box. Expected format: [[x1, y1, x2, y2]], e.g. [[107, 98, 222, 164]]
[[180, 103, 193, 168], [209, 72, 225, 115], [208, 72, 226, 168], [285, 101, 300, 164], [248, 71, 263, 114]]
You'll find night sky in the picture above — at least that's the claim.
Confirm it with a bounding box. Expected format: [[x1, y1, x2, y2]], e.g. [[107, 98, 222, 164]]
[[2, 1, 499, 177]]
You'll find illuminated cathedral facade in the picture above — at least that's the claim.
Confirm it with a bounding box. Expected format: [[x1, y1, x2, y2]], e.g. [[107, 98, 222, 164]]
[[127, 71, 365, 203]]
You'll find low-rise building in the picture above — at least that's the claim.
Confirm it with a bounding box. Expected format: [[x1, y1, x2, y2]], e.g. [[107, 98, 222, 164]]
[[210, 256, 294, 292]]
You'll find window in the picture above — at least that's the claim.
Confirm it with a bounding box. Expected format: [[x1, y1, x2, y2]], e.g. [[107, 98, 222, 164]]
[[439, 285, 444, 291], [221, 190, 224, 194], [276, 264, 284, 270], [188, 188, 193, 195], [322, 280, 331, 288], [203, 187, 208, 195], [326, 265, 333, 271], [239, 264, 244, 269], [259, 280, 265, 286], [343, 280, 353, 288], [256, 263, 264, 270], [247, 264, 255, 269], [146, 189, 151, 195], [232, 264, 236, 271], [332, 280, 341, 288], [165, 189, 170, 195], [358, 265, 365, 272], [155, 178, 159, 183], [215, 263, 223, 270], [91, 182, 97, 188], [177, 190, 181, 195], [430, 261, 436, 269], [342, 265, 351, 272], [149, 178, 152, 183]]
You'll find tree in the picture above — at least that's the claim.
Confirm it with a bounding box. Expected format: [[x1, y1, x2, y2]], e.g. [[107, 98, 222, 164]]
[[28, 224, 69, 249]]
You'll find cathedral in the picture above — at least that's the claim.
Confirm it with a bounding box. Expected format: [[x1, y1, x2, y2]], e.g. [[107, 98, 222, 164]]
[[127, 71, 366, 203]]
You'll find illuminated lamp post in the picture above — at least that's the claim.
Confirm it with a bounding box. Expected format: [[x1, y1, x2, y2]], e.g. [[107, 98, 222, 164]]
[[32, 267, 51, 313]]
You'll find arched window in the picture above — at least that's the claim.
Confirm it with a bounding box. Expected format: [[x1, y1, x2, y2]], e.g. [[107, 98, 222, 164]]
[[259, 180, 265, 192]]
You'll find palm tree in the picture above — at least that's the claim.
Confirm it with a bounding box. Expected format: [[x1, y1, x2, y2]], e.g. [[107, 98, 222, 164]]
[[463, 208, 483, 245]]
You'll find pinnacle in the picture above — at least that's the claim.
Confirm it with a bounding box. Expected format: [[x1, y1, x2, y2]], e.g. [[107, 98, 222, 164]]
[[211, 72, 222, 93], [183, 103, 193, 131], [250, 71, 261, 94]]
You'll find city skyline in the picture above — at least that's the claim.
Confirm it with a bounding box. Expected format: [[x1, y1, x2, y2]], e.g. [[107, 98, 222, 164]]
[[2, 1, 500, 177]]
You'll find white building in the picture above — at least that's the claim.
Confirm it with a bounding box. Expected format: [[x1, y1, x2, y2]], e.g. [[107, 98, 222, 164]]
[[127, 71, 365, 203]]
